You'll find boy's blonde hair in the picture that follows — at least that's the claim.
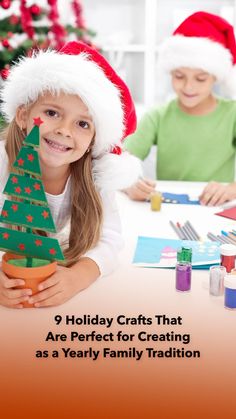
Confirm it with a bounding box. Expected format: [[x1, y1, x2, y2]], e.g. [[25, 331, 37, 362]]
[[2, 120, 103, 267]]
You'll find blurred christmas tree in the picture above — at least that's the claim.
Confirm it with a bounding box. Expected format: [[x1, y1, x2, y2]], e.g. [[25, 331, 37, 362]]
[[0, 0, 96, 81]]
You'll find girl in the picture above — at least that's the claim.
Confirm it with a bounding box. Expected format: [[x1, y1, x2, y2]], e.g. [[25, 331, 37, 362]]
[[0, 41, 140, 308], [124, 11, 236, 206]]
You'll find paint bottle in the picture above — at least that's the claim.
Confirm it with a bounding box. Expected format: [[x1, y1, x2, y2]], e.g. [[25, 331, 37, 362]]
[[178, 247, 192, 263], [209, 265, 226, 296], [224, 274, 236, 310], [175, 247, 192, 292], [220, 244, 236, 273], [150, 191, 162, 211]]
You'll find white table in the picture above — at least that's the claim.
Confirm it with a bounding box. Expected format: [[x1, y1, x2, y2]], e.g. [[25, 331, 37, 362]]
[[1, 181, 236, 419]]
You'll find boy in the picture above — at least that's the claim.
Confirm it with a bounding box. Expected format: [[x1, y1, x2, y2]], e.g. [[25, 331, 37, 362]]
[[124, 11, 236, 206]]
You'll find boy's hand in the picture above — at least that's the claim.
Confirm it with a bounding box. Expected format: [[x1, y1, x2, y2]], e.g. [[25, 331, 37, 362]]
[[199, 181, 236, 206], [123, 178, 156, 201], [0, 268, 32, 308]]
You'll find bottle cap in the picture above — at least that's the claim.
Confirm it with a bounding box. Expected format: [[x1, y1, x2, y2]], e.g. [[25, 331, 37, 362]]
[[177, 247, 192, 263], [220, 244, 236, 256], [224, 274, 236, 289]]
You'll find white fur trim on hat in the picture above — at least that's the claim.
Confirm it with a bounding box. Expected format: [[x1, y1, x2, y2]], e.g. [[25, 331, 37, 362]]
[[0, 50, 124, 158], [158, 35, 233, 82], [92, 152, 143, 190]]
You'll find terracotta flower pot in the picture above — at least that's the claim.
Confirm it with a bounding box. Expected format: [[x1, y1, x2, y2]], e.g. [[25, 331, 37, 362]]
[[2, 252, 57, 308]]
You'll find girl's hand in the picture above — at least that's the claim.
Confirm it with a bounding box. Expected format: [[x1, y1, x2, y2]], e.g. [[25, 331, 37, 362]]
[[0, 267, 32, 308], [28, 259, 100, 308], [199, 182, 236, 206], [123, 178, 156, 201]]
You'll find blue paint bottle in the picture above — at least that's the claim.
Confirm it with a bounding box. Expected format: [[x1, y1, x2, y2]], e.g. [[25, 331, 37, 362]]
[[224, 275, 236, 310]]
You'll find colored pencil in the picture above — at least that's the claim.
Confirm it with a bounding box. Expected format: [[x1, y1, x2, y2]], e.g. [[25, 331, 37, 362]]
[[207, 232, 224, 243], [183, 223, 196, 240], [169, 221, 185, 240], [221, 231, 236, 243], [176, 222, 188, 240], [217, 235, 231, 244], [186, 220, 201, 240]]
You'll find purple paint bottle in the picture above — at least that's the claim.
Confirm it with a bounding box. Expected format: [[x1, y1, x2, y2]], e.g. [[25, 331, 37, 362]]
[[175, 247, 192, 292], [176, 263, 192, 291]]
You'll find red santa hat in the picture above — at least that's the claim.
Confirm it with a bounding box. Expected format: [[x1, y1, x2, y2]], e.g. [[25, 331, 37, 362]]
[[0, 41, 141, 189], [158, 11, 236, 96], [1, 41, 137, 157]]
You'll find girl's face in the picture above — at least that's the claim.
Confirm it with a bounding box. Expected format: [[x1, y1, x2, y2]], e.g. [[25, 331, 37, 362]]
[[171, 67, 216, 110], [16, 92, 95, 171]]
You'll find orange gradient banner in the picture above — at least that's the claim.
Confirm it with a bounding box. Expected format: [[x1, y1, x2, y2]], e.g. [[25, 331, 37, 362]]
[[1, 266, 236, 419]]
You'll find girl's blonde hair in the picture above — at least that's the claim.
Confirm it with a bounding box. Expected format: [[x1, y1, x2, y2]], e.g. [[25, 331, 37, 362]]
[[2, 119, 103, 267]]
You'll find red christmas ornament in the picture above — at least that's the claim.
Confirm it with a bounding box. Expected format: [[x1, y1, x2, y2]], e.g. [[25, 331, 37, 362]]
[[26, 26, 34, 38], [0, 68, 10, 80], [2, 38, 10, 48], [20, 0, 35, 39], [1, 0, 11, 9], [72, 0, 85, 30], [9, 15, 19, 25], [47, 0, 66, 49], [30, 4, 41, 16]]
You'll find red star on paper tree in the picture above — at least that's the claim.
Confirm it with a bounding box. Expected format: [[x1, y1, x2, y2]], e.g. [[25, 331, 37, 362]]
[[35, 239, 43, 247], [33, 183, 41, 191], [42, 210, 49, 219], [11, 176, 18, 184], [33, 117, 44, 127], [24, 187, 32, 194], [11, 204, 18, 212], [49, 248, 56, 255], [17, 158, 24, 166], [1, 210, 8, 218], [15, 186, 21, 194], [26, 215, 33, 223], [2, 232, 9, 239], [27, 154, 34, 162], [18, 243, 25, 251]]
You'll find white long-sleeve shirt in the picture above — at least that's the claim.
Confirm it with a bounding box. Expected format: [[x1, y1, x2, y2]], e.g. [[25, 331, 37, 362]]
[[0, 140, 123, 276]]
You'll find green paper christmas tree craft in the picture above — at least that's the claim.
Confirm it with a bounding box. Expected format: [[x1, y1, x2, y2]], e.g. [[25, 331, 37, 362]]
[[0, 117, 64, 267]]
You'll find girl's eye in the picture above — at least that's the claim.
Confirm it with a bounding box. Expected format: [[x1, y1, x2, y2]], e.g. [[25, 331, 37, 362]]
[[196, 78, 207, 82], [78, 120, 89, 129], [45, 109, 58, 117]]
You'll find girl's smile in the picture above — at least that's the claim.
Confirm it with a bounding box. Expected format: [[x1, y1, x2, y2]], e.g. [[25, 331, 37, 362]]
[[43, 137, 73, 153]]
